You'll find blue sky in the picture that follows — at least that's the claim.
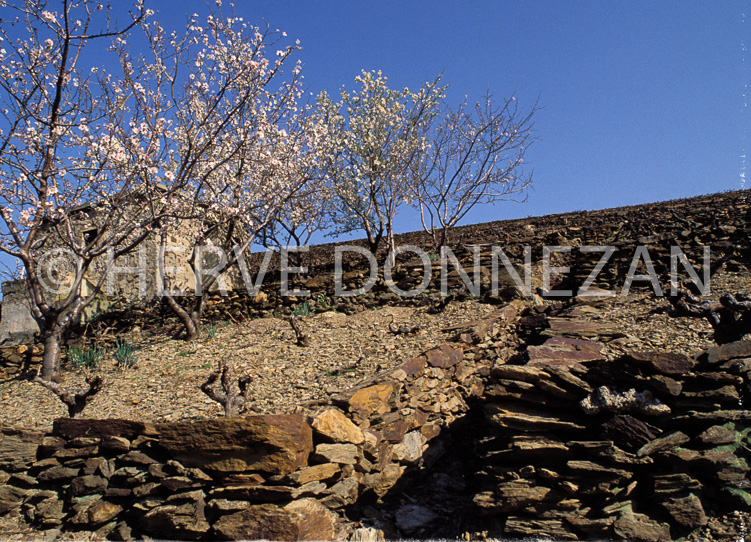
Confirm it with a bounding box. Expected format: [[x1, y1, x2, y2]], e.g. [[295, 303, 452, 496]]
[[0, 1, 746, 283], [157, 0, 747, 233]]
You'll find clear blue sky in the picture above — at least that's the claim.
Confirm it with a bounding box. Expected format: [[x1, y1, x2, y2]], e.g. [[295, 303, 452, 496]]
[[0, 1, 747, 284], [157, 0, 748, 233]]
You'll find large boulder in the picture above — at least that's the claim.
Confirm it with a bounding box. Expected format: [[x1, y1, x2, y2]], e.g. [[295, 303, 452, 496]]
[[213, 498, 337, 541], [154, 415, 313, 474]]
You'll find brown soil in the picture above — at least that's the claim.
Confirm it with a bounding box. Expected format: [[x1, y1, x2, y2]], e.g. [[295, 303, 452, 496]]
[[0, 301, 501, 429]]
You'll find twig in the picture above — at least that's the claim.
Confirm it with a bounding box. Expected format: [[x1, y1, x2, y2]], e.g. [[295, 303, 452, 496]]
[[668, 289, 751, 344]]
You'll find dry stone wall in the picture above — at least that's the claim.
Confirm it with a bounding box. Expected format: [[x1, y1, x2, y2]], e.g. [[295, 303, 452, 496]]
[[475, 302, 751, 540], [1, 296, 749, 540], [0, 305, 519, 540]]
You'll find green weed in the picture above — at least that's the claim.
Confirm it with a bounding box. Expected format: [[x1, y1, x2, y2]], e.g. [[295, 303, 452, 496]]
[[202, 323, 219, 340], [113, 338, 137, 370], [67, 344, 105, 369], [292, 301, 311, 317]]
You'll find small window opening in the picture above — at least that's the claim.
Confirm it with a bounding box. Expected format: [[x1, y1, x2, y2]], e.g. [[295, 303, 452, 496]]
[[84, 228, 98, 245]]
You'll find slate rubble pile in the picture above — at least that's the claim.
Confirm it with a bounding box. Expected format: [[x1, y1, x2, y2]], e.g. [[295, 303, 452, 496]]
[[475, 300, 751, 541]]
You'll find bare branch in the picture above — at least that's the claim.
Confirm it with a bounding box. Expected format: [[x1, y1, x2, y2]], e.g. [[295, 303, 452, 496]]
[[34, 370, 105, 418], [200, 359, 252, 417]]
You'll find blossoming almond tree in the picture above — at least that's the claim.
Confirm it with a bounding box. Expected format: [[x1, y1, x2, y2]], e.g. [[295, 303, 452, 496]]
[[0, 0, 183, 380], [0, 1, 318, 377], [317, 70, 445, 260], [257, 173, 333, 269], [410, 91, 537, 250], [149, 13, 327, 340]]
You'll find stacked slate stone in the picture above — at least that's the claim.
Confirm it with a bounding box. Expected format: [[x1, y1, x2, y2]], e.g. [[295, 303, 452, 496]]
[[0, 345, 42, 379], [475, 306, 751, 541]]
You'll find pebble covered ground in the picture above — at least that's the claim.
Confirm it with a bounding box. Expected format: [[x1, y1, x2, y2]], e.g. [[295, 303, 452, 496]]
[[0, 301, 499, 429]]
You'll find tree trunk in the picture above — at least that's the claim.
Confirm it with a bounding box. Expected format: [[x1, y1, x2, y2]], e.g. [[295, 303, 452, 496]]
[[163, 292, 200, 340], [41, 326, 63, 381]]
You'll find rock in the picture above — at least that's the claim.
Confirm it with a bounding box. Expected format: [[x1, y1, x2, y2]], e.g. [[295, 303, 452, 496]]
[[474, 486, 552, 513], [70, 475, 108, 497], [53, 419, 147, 439], [706, 340, 751, 364], [491, 365, 544, 382], [210, 485, 295, 502], [527, 337, 605, 368], [507, 435, 570, 459], [566, 460, 632, 482], [485, 403, 587, 432], [53, 445, 98, 459], [545, 365, 593, 393], [542, 318, 625, 340], [682, 385, 740, 403], [0, 427, 44, 471], [672, 410, 751, 423], [208, 499, 251, 513], [625, 351, 695, 375], [288, 463, 340, 485], [0, 485, 28, 503], [70, 498, 122, 526], [346, 383, 395, 419], [601, 415, 661, 452], [350, 527, 386, 542], [38, 436, 65, 455], [661, 493, 707, 528], [360, 463, 405, 497], [392, 431, 426, 463], [565, 515, 616, 535], [162, 476, 199, 492], [312, 409, 364, 444], [142, 490, 209, 540], [154, 415, 313, 475], [425, 343, 463, 368], [118, 451, 159, 465], [647, 375, 682, 396], [99, 436, 131, 453], [32, 495, 65, 525], [652, 473, 703, 495], [321, 476, 359, 508], [37, 466, 80, 482], [613, 512, 671, 541], [637, 431, 690, 457], [69, 437, 100, 448], [313, 443, 360, 464], [697, 424, 738, 446], [381, 418, 411, 443], [399, 356, 427, 378], [292, 481, 326, 498], [394, 504, 439, 534], [505, 517, 578, 540], [213, 498, 337, 541]]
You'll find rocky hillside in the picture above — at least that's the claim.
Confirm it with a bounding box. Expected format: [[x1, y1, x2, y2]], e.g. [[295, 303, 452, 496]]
[[0, 189, 749, 541]]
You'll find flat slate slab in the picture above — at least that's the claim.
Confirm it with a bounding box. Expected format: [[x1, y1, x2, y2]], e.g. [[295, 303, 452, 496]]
[[527, 336, 605, 369]]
